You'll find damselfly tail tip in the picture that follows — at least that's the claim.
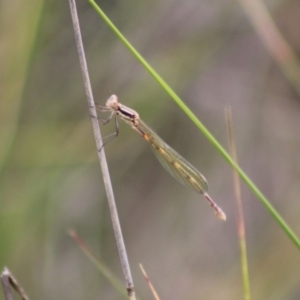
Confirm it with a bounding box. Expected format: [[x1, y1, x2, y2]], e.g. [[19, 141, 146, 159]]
[[203, 193, 226, 221], [216, 209, 226, 221]]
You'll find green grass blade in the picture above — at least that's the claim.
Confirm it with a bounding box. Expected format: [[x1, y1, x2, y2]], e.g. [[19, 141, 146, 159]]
[[89, 0, 300, 250]]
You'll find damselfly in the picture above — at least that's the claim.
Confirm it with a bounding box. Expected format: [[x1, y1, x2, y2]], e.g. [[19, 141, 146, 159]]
[[96, 95, 226, 221]]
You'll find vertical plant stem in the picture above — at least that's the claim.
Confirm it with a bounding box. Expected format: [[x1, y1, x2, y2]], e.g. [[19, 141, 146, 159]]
[[226, 107, 251, 300], [68, 1, 135, 298]]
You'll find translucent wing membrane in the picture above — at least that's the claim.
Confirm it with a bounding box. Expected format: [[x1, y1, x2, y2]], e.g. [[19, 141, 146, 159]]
[[138, 120, 209, 194]]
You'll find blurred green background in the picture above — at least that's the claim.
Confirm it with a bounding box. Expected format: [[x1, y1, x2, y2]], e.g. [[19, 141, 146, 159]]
[[1, 0, 300, 299]]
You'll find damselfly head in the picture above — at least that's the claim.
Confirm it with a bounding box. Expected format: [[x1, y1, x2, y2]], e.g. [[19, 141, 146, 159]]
[[106, 94, 119, 111]]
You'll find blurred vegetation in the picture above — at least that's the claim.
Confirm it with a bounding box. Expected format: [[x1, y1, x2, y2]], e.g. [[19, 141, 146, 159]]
[[1, 0, 300, 299]]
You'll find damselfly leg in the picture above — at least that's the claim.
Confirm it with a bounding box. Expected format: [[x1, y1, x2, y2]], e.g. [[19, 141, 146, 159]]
[[92, 105, 121, 151]]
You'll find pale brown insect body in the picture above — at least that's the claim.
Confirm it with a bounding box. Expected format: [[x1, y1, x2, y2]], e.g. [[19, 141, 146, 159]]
[[96, 95, 226, 221]]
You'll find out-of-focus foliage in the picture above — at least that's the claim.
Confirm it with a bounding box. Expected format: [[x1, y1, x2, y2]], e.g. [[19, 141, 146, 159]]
[[1, 0, 300, 299]]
